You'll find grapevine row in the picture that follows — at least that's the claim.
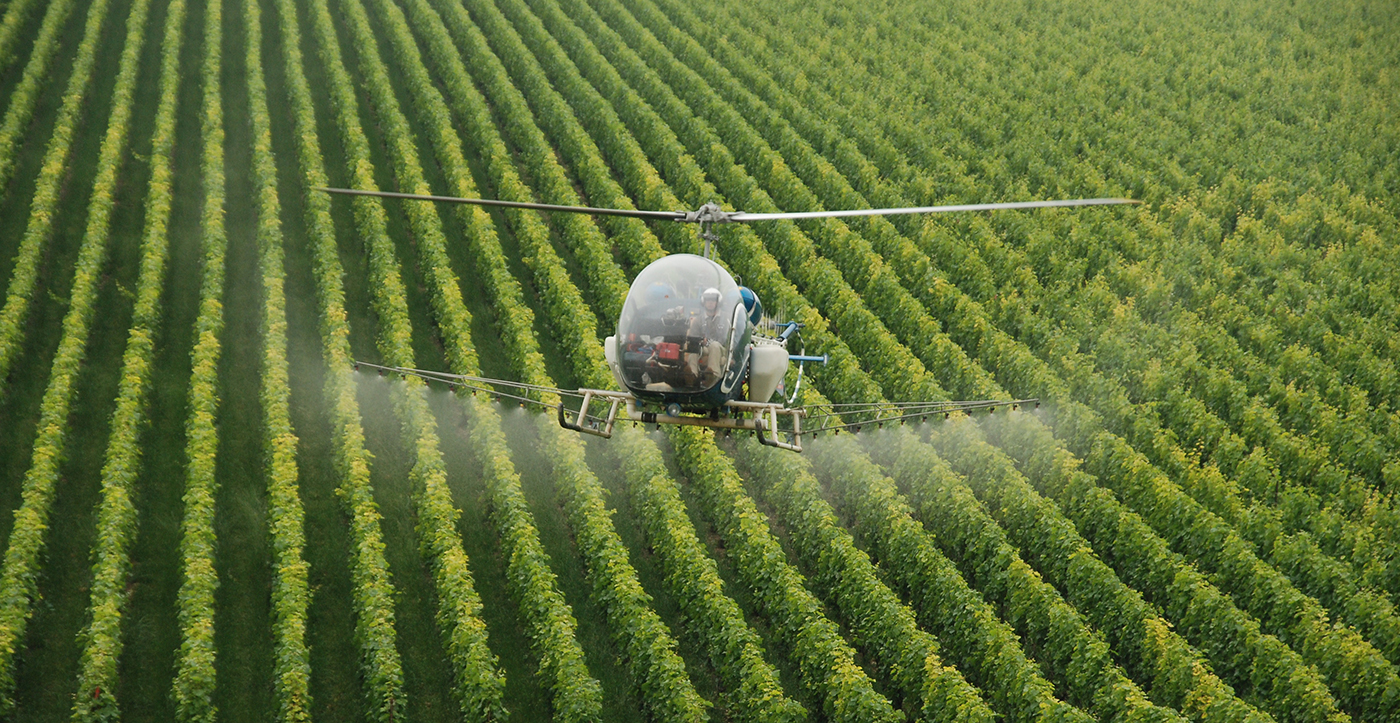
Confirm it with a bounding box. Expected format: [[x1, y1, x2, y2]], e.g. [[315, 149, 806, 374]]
[[0, 0, 40, 72], [62, 0, 159, 714], [657, 0, 1400, 639], [361, 0, 725, 718], [0, 0, 122, 706], [556, 0, 1398, 717], [419, 2, 807, 719], [0, 0, 109, 395], [735, 423, 1076, 723], [627, 0, 1400, 708], [0, 0, 79, 199], [267, 0, 409, 715], [244, 0, 313, 713], [173, 0, 231, 714], [858, 427, 1270, 723], [304, 0, 516, 715], [588, 11, 1269, 717], [473, 2, 1058, 717]]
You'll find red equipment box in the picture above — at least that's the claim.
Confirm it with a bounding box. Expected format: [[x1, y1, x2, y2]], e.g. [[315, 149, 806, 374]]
[[655, 342, 681, 361]]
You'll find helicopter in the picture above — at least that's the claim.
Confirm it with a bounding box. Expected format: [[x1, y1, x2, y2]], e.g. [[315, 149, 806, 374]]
[[322, 187, 1138, 451]]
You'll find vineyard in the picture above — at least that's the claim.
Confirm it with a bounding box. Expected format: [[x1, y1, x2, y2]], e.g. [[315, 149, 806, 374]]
[[0, 0, 1394, 719]]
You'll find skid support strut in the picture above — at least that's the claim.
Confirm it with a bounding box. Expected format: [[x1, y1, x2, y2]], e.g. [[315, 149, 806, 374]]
[[558, 390, 623, 438]]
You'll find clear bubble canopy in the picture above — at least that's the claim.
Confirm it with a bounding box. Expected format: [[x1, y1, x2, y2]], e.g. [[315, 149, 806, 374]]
[[614, 254, 749, 397]]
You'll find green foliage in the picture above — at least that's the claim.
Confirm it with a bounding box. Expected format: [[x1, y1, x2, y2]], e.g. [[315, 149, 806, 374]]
[[934, 416, 1351, 723], [172, 0, 232, 717], [267, 0, 409, 716], [864, 427, 1270, 723], [64, 0, 164, 715], [244, 0, 313, 715], [0, 0, 123, 708], [669, 427, 901, 723], [0, 0, 79, 202], [0, 0, 41, 72], [0, 0, 107, 394], [734, 431, 1002, 723]]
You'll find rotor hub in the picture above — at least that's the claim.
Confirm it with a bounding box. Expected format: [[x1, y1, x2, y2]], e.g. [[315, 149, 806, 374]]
[[683, 202, 731, 225]]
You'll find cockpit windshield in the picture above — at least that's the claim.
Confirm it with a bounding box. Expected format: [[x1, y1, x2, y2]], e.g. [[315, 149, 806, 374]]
[[615, 255, 744, 395]]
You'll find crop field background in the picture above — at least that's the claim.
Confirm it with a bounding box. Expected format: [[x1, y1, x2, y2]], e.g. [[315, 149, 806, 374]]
[[0, 0, 1395, 720]]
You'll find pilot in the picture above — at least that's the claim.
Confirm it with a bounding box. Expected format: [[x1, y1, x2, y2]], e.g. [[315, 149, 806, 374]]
[[686, 287, 727, 385]]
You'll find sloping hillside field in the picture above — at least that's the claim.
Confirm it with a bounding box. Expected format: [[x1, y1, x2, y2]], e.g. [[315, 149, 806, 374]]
[[0, 0, 1395, 719]]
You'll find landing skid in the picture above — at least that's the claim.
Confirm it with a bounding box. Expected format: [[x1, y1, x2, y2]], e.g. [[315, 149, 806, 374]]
[[559, 389, 804, 451]]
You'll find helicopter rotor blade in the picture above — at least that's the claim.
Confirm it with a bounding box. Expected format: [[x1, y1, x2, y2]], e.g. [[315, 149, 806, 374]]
[[315, 186, 687, 222], [317, 187, 1140, 227], [724, 197, 1140, 222]]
